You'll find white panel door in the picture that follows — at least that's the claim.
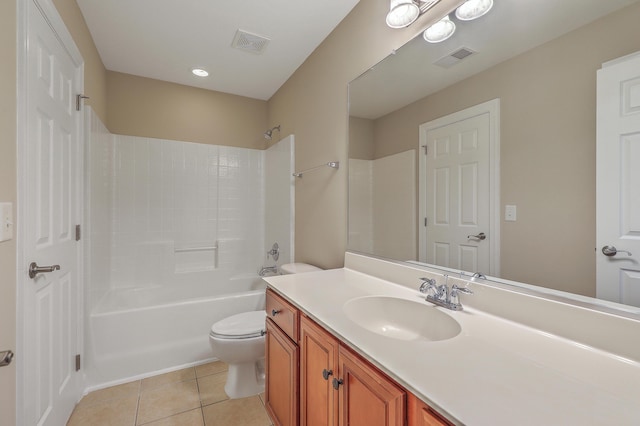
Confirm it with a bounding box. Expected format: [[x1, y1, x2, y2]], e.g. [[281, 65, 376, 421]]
[[596, 51, 640, 307], [22, 0, 83, 424], [419, 99, 499, 276]]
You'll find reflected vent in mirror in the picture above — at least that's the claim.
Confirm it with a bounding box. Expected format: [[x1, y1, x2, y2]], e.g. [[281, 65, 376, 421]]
[[434, 47, 476, 68]]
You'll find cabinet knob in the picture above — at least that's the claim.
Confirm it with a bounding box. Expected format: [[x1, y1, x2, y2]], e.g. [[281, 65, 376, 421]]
[[332, 377, 343, 390], [271, 309, 281, 316], [322, 369, 333, 380]]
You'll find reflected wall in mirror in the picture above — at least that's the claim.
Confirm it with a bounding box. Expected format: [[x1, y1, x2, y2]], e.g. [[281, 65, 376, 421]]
[[348, 0, 640, 305]]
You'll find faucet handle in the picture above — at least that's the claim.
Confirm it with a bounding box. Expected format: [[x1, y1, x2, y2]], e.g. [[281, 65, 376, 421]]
[[418, 277, 437, 293], [451, 284, 473, 295], [450, 284, 473, 306]]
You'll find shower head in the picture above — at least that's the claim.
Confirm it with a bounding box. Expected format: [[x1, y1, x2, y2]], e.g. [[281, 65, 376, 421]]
[[264, 125, 281, 140]]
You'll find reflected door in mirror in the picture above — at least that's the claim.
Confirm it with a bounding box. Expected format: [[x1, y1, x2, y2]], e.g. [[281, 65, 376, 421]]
[[419, 101, 498, 275], [596, 51, 640, 307]]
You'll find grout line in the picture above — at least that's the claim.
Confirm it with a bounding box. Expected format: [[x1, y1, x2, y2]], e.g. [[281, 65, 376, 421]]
[[133, 392, 140, 426], [200, 406, 206, 426]]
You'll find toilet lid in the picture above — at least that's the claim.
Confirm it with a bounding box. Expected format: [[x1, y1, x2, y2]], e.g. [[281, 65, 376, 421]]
[[210, 310, 266, 339]]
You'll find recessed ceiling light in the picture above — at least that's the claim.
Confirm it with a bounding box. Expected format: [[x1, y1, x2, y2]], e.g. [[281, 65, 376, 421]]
[[191, 68, 209, 77]]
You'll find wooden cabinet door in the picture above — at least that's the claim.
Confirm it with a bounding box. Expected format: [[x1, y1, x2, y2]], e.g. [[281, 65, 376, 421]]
[[408, 393, 451, 426], [337, 347, 405, 426], [300, 316, 339, 426], [265, 319, 299, 426]]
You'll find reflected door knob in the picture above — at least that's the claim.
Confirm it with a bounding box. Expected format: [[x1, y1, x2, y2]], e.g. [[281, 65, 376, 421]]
[[467, 232, 486, 240], [601, 245, 632, 257]]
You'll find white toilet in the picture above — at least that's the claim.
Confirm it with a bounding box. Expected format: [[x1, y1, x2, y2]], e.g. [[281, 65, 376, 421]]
[[209, 262, 321, 399]]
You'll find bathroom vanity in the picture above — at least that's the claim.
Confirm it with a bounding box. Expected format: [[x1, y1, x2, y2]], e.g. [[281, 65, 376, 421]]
[[263, 252, 640, 425]]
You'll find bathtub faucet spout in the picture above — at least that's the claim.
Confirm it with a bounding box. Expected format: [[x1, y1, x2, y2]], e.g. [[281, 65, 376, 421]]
[[259, 265, 278, 277]]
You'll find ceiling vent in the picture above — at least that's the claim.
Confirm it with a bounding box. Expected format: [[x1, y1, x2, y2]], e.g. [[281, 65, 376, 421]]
[[434, 47, 476, 68], [231, 30, 270, 55]]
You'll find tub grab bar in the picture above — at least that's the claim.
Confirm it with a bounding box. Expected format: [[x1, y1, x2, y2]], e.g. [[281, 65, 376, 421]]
[[175, 246, 218, 253]]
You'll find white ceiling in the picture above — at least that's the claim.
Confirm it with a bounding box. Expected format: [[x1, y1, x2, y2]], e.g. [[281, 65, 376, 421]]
[[349, 0, 639, 119], [76, 0, 360, 100]]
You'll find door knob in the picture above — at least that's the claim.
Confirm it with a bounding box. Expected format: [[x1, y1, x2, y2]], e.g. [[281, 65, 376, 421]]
[[601, 246, 632, 257], [28, 262, 61, 279], [467, 232, 486, 240]]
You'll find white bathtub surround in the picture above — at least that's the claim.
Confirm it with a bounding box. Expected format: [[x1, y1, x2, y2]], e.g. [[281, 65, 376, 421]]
[[264, 252, 640, 425], [83, 110, 293, 390], [348, 150, 416, 260], [84, 108, 114, 309], [264, 135, 295, 268], [109, 136, 265, 288]]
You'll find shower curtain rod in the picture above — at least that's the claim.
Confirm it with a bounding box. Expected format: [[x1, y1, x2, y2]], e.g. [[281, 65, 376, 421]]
[[293, 161, 339, 178]]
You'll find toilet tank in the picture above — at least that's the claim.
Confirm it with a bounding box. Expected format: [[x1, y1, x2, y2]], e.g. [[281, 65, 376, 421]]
[[280, 263, 322, 275]]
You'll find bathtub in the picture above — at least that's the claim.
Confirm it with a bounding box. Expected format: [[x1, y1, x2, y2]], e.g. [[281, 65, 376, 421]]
[[84, 275, 266, 390]]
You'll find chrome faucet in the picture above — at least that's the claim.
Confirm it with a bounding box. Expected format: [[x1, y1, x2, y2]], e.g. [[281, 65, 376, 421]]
[[419, 275, 473, 311], [259, 265, 278, 276]]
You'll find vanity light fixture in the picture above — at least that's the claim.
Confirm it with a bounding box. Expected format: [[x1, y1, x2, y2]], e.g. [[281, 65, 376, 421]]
[[191, 68, 209, 77], [385, 0, 442, 29], [386, 0, 421, 28], [455, 0, 494, 21], [423, 15, 456, 43]]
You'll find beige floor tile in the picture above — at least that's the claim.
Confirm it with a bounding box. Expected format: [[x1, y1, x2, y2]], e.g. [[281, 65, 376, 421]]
[[67, 394, 138, 426], [202, 396, 271, 426], [141, 367, 196, 391], [198, 372, 229, 406], [258, 392, 265, 405], [77, 380, 141, 408], [137, 379, 201, 425], [195, 361, 228, 378], [142, 408, 204, 426]]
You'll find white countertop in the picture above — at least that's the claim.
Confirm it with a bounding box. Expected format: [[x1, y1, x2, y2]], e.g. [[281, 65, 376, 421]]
[[264, 268, 640, 425]]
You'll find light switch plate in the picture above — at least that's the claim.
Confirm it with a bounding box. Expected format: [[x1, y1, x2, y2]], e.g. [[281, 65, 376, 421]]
[[0, 203, 14, 242], [505, 205, 517, 222]]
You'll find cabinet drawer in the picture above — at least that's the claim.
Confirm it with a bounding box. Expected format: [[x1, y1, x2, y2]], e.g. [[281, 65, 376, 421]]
[[266, 288, 299, 341], [408, 393, 452, 426]]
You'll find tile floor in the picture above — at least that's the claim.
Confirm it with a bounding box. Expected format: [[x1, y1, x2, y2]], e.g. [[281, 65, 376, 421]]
[[67, 361, 273, 426]]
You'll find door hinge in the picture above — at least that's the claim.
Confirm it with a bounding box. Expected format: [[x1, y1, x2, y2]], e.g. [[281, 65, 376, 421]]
[[75, 224, 81, 241], [76, 94, 89, 111], [75, 354, 81, 371], [424, 217, 428, 227], [422, 145, 428, 155]]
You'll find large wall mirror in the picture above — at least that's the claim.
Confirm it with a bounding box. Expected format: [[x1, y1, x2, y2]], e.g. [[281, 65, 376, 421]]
[[348, 0, 640, 311]]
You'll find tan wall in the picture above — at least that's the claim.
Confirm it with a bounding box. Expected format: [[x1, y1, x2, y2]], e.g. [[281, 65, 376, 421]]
[[0, 0, 16, 422], [106, 71, 269, 149], [268, 0, 464, 269], [53, 0, 108, 124], [348, 116, 374, 160], [371, 3, 640, 296]]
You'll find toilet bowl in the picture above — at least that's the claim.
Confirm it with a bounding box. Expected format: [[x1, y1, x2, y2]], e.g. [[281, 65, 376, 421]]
[[209, 310, 267, 399], [209, 263, 322, 399]]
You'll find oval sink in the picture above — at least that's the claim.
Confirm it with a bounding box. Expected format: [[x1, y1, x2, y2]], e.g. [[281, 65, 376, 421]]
[[343, 296, 461, 341]]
